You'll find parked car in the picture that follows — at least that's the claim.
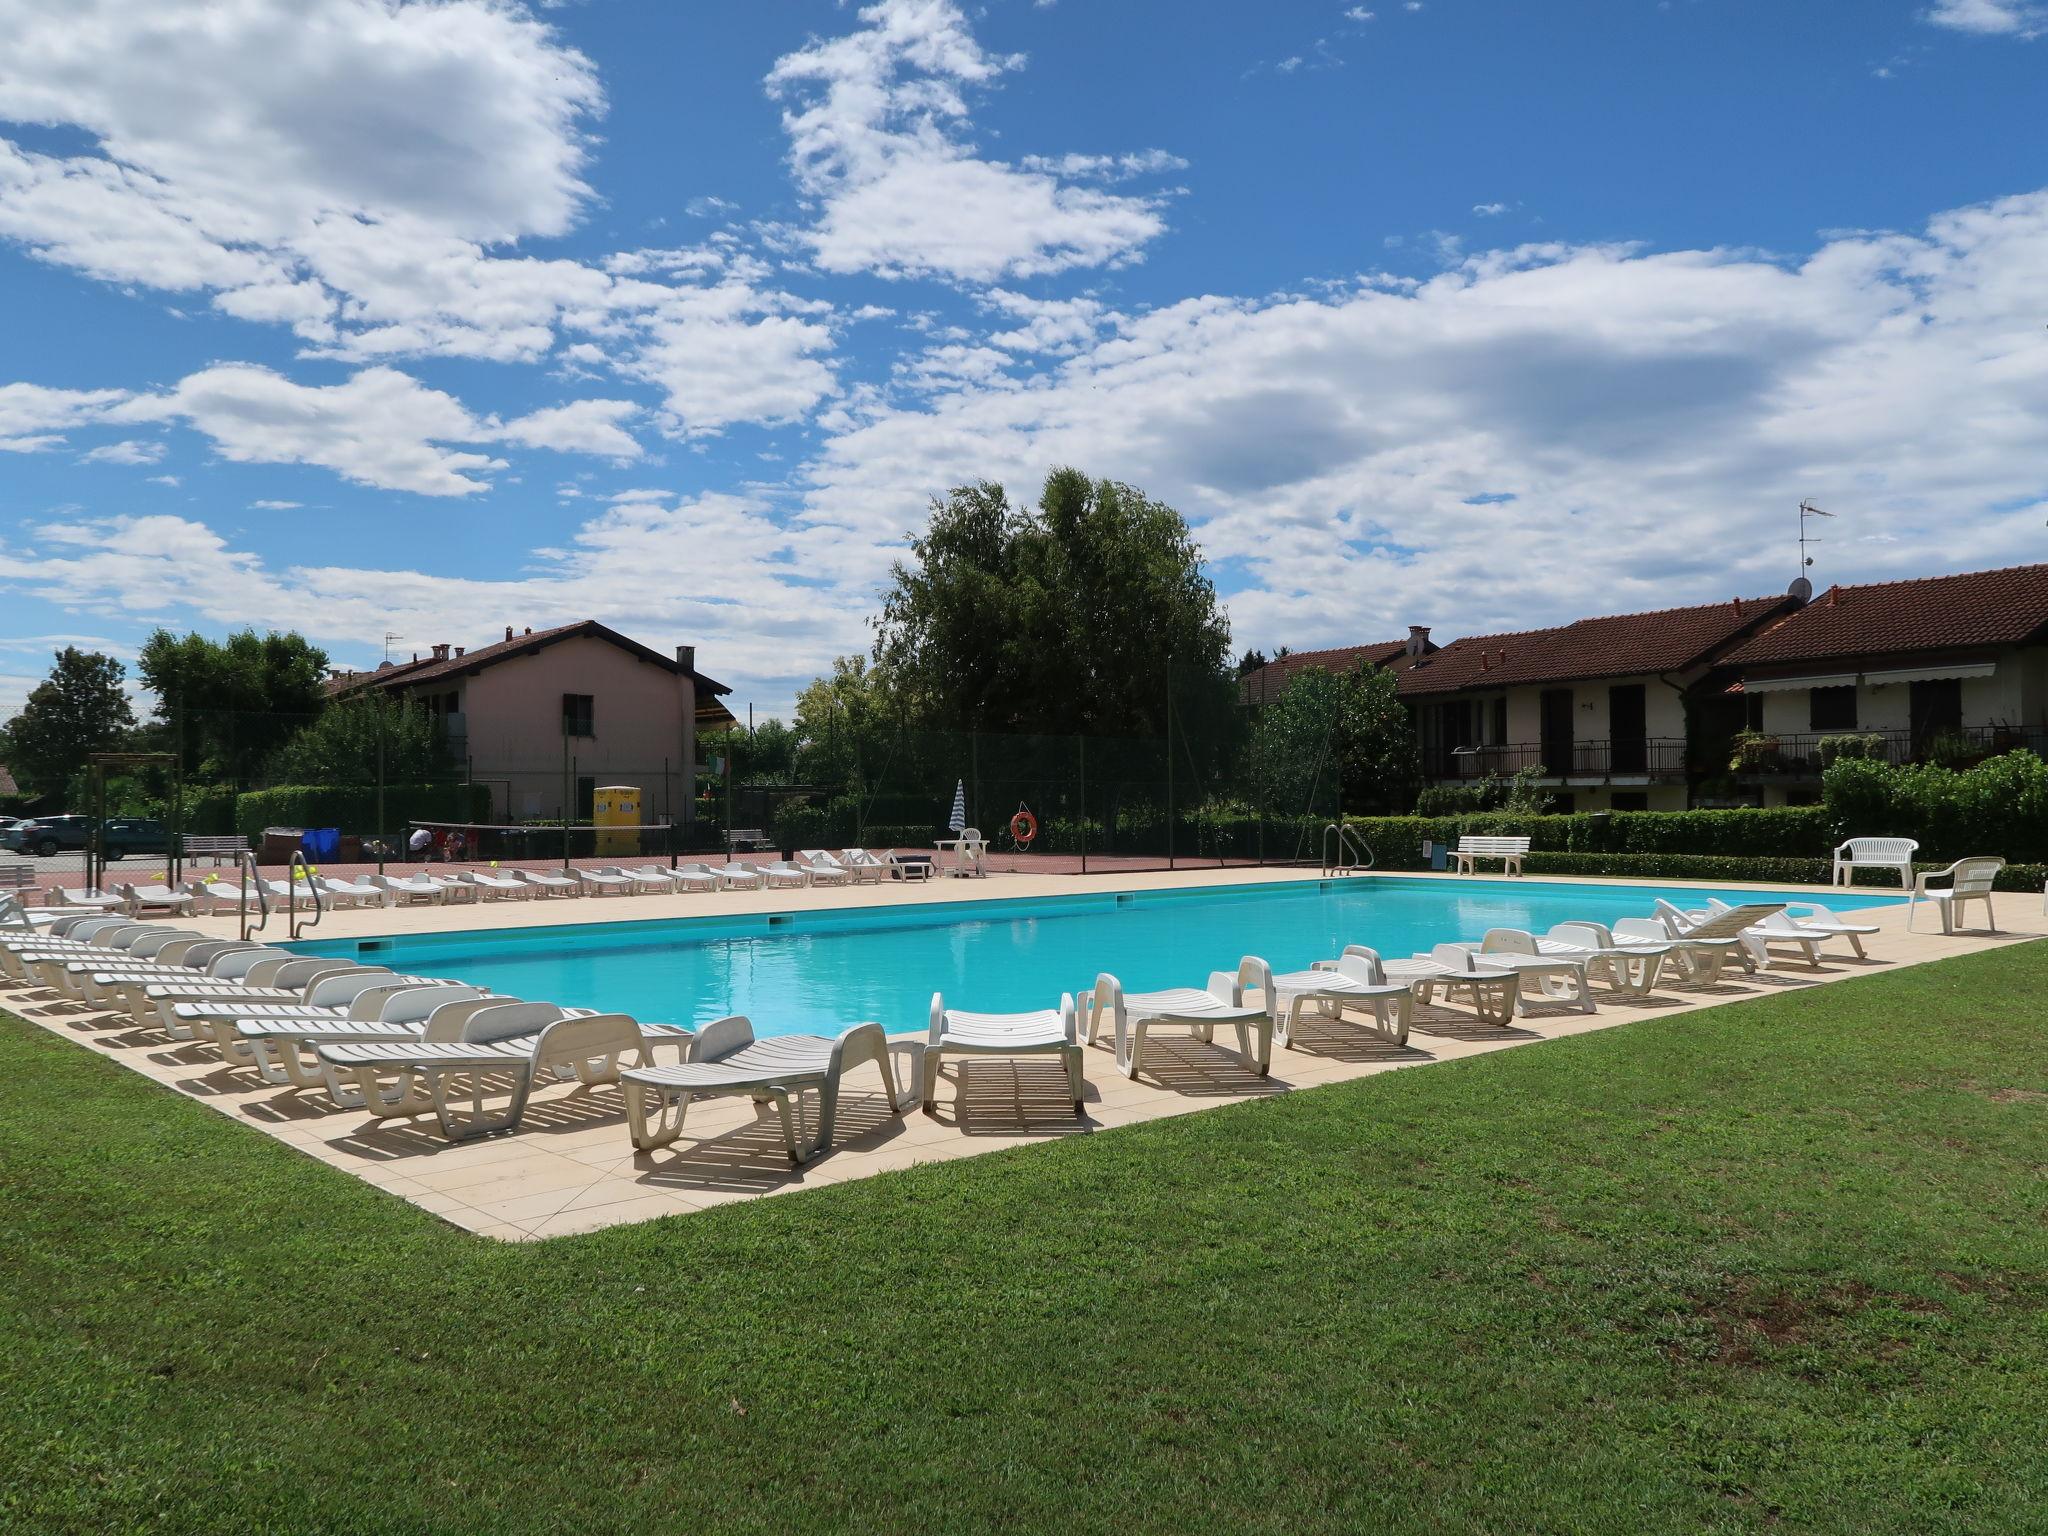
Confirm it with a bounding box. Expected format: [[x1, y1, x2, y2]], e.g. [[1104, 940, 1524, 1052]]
[[0, 815, 170, 858]]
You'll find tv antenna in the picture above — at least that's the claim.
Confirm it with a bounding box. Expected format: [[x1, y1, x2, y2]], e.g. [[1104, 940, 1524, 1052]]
[[1797, 500, 1834, 578], [383, 632, 405, 663]]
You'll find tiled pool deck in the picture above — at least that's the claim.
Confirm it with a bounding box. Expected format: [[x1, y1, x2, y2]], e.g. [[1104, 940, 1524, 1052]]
[[7, 867, 2040, 1241]]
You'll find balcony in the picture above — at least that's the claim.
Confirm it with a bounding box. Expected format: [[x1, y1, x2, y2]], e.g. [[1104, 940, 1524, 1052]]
[[1423, 738, 1687, 783], [1727, 723, 2047, 779]]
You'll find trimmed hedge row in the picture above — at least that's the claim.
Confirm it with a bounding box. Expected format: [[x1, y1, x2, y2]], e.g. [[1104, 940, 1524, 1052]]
[[234, 783, 491, 840], [1520, 850, 2048, 894]]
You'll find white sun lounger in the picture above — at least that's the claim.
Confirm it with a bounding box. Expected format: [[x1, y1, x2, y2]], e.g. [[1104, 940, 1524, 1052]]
[[838, 849, 888, 885], [374, 873, 448, 906], [1537, 922, 1669, 995], [622, 1016, 913, 1162], [576, 867, 637, 896], [923, 993, 1083, 1114], [54, 887, 125, 911], [1652, 901, 1787, 971], [1611, 918, 1734, 986], [618, 864, 690, 891], [226, 984, 488, 1091], [460, 870, 530, 901], [515, 868, 581, 898], [796, 851, 852, 886], [757, 861, 813, 889], [318, 876, 390, 908], [1378, 945, 1523, 1025], [716, 863, 765, 890], [1907, 856, 2003, 934], [117, 883, 195, 917], [1701, 898, 1879, 964], [1084, 958, 1277, 1079], [318, 1005, 692, 1141], [174, 973, 452, 1062], [1269, 949, 1413, 1048], [1444, 931, 1596, 1015], [670, 863, 722, 891]]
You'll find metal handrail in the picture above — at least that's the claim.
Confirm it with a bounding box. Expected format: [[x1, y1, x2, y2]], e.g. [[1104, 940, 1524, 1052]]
[[234, 849, 269, 943], [287, 849, 324, 939], [1322, 822, 1372, 876]]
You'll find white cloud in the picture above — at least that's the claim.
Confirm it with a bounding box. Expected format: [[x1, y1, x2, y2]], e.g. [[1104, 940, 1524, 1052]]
[[78, 438, 164, 465], [1472, 202, 1509, 216], [109, 363, 645, 496], [0, 0, 839, 439], [1924, 0, 2045, 35], [0, 381, 128, 451], [792, 189, 2048, 650], [0, 495, 878, 713], [249, 499, 300, 510], [766, 0, 1169, 281]]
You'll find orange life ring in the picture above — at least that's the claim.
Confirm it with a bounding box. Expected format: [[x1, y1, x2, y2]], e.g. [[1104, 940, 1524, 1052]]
[[1009, 809, 1038, 846]]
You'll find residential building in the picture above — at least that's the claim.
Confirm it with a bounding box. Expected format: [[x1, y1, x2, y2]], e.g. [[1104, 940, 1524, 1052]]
[[329, 620, 735, 825], [1237, 628, 1439, 704], [1719, 564, 2048, 805], [1397, 595, 1801, 811]]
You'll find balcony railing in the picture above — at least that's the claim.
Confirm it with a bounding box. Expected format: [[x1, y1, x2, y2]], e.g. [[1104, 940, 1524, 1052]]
[[1727, 723, 2048, 778], [1423, 738, 1687, 782]]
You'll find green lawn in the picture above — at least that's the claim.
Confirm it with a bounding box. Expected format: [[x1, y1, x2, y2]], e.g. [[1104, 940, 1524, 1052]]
[[3, 946, 2045, 1535]]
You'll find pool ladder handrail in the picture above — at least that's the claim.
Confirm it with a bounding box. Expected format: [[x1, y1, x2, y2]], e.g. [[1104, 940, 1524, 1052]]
[[287, 849, 324, 940], [234, 849, 270, 943], [1322, 822, 1372, 877]]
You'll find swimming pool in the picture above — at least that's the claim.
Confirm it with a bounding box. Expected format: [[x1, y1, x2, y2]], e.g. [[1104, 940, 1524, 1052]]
[[289, 876, 1897, 1037]]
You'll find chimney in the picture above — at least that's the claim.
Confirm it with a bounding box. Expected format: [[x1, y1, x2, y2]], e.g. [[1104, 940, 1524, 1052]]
[[431, 643, 450, 662], [453, 646, 465, 659], [675, 644, 695, 672], [1480, 651, 1491, 671], [1826, 586, 1839, 607], [504, 625, 514, 643], [523, 626, 532, 636], [1406, 625, 1430, 657]]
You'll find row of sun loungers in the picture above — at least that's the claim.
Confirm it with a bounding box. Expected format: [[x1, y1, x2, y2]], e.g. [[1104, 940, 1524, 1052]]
[[67, 848, 920, 917], [1, 894, 1887, 1173]]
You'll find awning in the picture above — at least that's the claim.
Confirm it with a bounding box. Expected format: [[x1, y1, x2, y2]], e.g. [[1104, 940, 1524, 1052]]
[[1741, 660, 1997, 693]]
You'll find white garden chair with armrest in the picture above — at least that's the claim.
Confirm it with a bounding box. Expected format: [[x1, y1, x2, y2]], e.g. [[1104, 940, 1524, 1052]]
[[1083, 957, 1277, 1080], [1907, 857, 2004, 934], [621, 1016, 915, 1163], [1833, 837, 1919, 889]]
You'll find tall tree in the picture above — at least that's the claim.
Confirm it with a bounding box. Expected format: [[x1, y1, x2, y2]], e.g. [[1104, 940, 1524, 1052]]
[[874, 469, 1232, 737], [139, 628, 330, 787], [0, 648, 136, 798], [264, 694, 450, 786], [1251, 661, 1419, 816]]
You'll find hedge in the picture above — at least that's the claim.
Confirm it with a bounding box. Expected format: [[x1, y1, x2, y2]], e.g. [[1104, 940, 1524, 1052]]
[[234, 783, 491, 839], [1520, 850, 2048, 894]]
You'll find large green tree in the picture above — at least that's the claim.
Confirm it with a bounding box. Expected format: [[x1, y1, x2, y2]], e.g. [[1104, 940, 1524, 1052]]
[[0, 648, 137, 799], [874, 469, 1233, 737], [139, 628, 330, 788], [1251, 661, 1419, 816], [264, 694, 451, 786]]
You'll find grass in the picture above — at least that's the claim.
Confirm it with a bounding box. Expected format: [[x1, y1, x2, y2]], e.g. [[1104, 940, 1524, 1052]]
[[3, 946, 2045, 1535]]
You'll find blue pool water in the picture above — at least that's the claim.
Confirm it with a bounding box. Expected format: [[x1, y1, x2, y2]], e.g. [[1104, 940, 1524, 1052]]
[[288, 876, 1898, 1037], [288, 872, 1900, 1040]]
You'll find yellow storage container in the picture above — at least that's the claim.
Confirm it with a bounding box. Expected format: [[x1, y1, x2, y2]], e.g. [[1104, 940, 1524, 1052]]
[[592, 784, 641, 856]]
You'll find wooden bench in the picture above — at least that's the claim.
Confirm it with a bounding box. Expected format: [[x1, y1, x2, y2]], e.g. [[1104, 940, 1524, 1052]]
[[726, 828, 768, 854], [1832, 836, 1918, 889], [182, 835, 250, 866], [1451, 835, 1531, 876]]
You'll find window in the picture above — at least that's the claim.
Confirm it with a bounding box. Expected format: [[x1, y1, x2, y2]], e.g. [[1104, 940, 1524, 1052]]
[[1490, 696, 1508, 745], [1745, 694, 1766, 731], [562, 693, 595, 738], [1808, 686, 1857, 732], [1611, 792, 1649, 812], [1909, 678, 1963, 754]]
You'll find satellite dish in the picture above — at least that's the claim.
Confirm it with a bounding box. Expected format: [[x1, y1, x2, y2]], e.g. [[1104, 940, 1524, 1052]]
[[1788, 576, 1814, 603]]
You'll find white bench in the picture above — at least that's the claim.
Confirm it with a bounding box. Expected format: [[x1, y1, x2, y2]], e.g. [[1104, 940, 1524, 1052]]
[[182, 835, 250, 866], [0, 863, 38, 892], [1451, 835, 1531, 876], [1832, 836, 1919, 889]]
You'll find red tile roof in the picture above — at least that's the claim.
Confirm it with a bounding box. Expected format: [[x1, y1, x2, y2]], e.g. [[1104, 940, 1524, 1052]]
[[1398, 595, 1795, 696], [1726, 564, 2048, 669], [1238, 639, 1420, 701], [329, 620, 729, 697]]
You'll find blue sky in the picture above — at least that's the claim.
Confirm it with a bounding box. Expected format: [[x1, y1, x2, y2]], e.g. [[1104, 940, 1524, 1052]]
[[2, 0, 2044, 719]]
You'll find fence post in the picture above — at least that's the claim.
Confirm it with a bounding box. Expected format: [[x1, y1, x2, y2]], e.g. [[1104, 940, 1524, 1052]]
[[375, 709, 387, 876], [1165, 653, 1175, 870], [1078, 734, 1087, 875]]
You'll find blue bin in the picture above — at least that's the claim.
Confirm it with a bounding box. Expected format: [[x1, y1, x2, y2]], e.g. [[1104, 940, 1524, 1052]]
[[300, 827, 340, 860]]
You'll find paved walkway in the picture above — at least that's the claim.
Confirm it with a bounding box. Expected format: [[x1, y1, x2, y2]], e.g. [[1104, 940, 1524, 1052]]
[[6, 869, 2038, 1242]]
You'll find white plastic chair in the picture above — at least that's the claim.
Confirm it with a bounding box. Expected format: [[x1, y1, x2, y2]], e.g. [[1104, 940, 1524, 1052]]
[[1907, 857, 2004, 933]]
